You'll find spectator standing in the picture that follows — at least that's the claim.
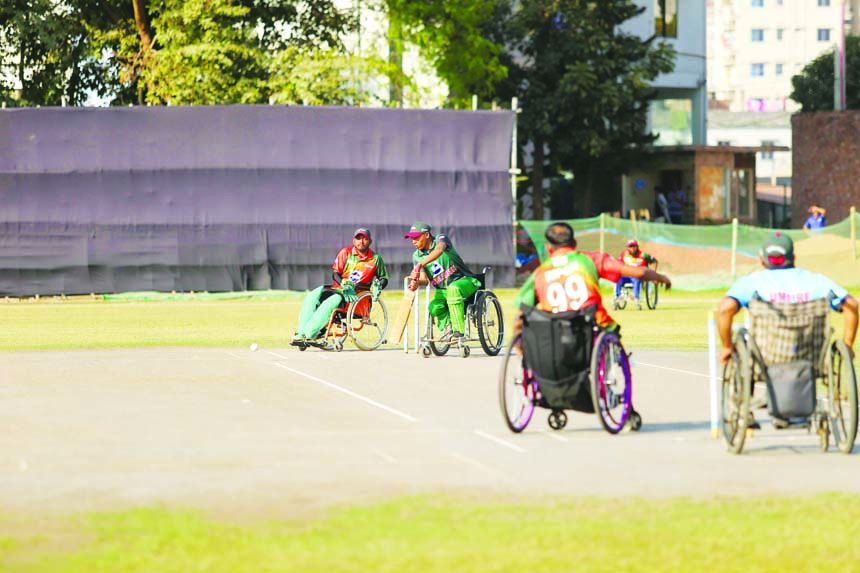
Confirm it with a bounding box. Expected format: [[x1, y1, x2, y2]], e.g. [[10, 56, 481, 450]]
[[803, 206, 826, 233], [654, 187, 672, 224]]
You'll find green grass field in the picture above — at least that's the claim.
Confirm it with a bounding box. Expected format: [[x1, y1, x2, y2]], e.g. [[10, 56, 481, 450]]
[[3, 494, 860, 572], [1, 286, 855, 353], [2, 286, 859, 571]]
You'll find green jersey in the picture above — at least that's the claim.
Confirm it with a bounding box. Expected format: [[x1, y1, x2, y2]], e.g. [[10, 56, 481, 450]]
[[413, 234, 475, 290]]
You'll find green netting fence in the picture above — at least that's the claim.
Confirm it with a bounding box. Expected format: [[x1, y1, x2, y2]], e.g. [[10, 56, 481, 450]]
[[520, 210, 860, 290]]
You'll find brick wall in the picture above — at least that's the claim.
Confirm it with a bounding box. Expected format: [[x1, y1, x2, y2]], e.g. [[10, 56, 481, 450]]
[[791, 112, 860, 228]]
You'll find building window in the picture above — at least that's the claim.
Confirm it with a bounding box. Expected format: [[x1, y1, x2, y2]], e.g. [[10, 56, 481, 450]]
[[775, 63, 783, 75], [818, 0, 831, 6], [751, 63, 764, 76], [751, 29, 764, 42], [654, 0, 678, 38], [760, 140, 775, 160], [818, 29, 831, 41], [752, 0, 763, 6], [777, 28, 784, 40], [718, 140, 732, 146], [776, 0, 783, 4]]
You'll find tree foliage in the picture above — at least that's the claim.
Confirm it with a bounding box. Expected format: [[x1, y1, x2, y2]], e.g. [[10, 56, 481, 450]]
[[386, 0, 508, 105], [790, 36, 860, 112], [0, 0, 105, 106], [497, 0, 676, 218]]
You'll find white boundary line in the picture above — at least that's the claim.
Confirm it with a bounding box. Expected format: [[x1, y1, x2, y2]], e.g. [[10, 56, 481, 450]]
[[632, 361, 709, 379], [268, 357, 418, 423], [473, 430, 526, 453], [537, 430, 569, 442], [449, 451, 510, 481]]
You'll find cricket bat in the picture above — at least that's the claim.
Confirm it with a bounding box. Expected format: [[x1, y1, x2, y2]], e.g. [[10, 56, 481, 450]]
[[391, 287, 417, 344]]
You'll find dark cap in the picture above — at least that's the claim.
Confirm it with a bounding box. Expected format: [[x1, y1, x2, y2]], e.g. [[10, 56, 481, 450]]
[[404, 221, 432, 239], [759, 232, 794, 269], [354, 227, 371, 239]]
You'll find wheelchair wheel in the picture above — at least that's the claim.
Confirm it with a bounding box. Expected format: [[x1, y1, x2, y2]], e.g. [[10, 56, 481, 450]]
[[721, 331, 752, 454], [645, 281, 658, 310], [428, 320, 450, 356], [477, 292, 504, 356], [498, 333, 536, 433], [590, 331, 632, 434], [347, 292, 390, 351], [826, 339, 858, 454], [615, 291, 628, 310]]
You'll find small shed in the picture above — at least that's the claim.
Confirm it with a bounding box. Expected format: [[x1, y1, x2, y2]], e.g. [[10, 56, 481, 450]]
[[622, 144, 789, 224]]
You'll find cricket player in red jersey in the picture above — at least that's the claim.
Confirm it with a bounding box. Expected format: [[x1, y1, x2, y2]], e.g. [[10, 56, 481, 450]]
[[291, 228, 389, 344], [515, 222, 671, 330]]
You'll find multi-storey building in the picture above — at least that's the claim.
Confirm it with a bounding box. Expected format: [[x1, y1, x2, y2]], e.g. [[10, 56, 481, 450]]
[[707, 0, 855, 112]]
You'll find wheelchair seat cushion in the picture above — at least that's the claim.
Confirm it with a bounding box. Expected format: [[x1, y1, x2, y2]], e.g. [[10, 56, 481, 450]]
[[520, 303, 598, 412]]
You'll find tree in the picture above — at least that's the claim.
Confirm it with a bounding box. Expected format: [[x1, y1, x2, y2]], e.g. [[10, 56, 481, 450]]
[[497, 0, 675, 218], [0, 0, 106, 106], [383, 0, 508, 106], [790, 36, 860, 112]]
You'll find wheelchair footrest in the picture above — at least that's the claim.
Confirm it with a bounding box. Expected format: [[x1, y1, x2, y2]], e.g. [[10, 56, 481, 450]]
[[772, 417, 811, 430]]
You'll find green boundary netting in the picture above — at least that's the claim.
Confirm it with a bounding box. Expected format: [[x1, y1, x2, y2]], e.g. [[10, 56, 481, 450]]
[[520, 212, 860, 290], [103, 290, 307, 302]]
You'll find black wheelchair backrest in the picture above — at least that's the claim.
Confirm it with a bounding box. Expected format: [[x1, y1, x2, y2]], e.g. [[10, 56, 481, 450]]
[[519, 303, 599, 383]]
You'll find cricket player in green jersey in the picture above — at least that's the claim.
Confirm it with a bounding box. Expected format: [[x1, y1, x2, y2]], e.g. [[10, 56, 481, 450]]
[[404, 221, 481, 343], [291, 228, 389, 344]]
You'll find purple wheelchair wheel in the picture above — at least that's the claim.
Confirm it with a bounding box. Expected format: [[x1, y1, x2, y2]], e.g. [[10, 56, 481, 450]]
[[499, 333, 537, 433], [590, 331, 633, 434]]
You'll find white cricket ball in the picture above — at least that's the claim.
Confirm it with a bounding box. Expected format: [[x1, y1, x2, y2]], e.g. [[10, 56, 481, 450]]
[[249, 343, 259, 352]]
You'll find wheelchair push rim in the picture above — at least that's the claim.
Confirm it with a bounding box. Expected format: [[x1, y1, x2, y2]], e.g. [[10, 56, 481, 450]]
[[721, 332, 751, 454], [826, 339, 858, 454], [348, 292, 390, 351], [477, 292, 505, 356], [590, 331, 632, 434], [498, 333, 536, 433], [645, 281, 658, 310]]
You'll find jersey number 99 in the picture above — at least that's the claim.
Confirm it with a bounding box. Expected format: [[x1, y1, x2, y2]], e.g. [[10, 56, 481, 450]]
[[545, 275, 588, 312]]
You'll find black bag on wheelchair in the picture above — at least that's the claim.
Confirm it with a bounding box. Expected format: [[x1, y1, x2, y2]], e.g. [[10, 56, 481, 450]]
[[519, 303, 597, 413], [764, 360, 816, 419]]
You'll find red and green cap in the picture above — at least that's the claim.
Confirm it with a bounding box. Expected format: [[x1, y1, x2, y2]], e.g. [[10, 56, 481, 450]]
[[759, 232, 794, 269], [404, 221, 432, 239]]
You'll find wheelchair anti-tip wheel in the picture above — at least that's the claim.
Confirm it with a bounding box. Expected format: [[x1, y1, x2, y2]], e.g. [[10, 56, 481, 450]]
[[818, 417, 830, 452], [421, 345, 432, 358], [721, 331, 752, 454], [590, 331, 633, 434], [347, 292, 390, 351], [498, 333, 536, 433], [548, 410, 568, 430], [627, 410, 643, 432]]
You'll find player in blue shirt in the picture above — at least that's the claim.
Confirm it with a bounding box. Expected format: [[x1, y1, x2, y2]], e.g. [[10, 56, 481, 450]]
[[717, 231, 857, 367]]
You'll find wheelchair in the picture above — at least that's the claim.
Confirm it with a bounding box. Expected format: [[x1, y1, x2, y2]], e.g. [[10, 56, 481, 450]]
[[294, 286, 390, 352], [498, 303, 642, 434], [721, 297, 858, 454], [419, 267, 505, 358], [613, 263, 659, 311]]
